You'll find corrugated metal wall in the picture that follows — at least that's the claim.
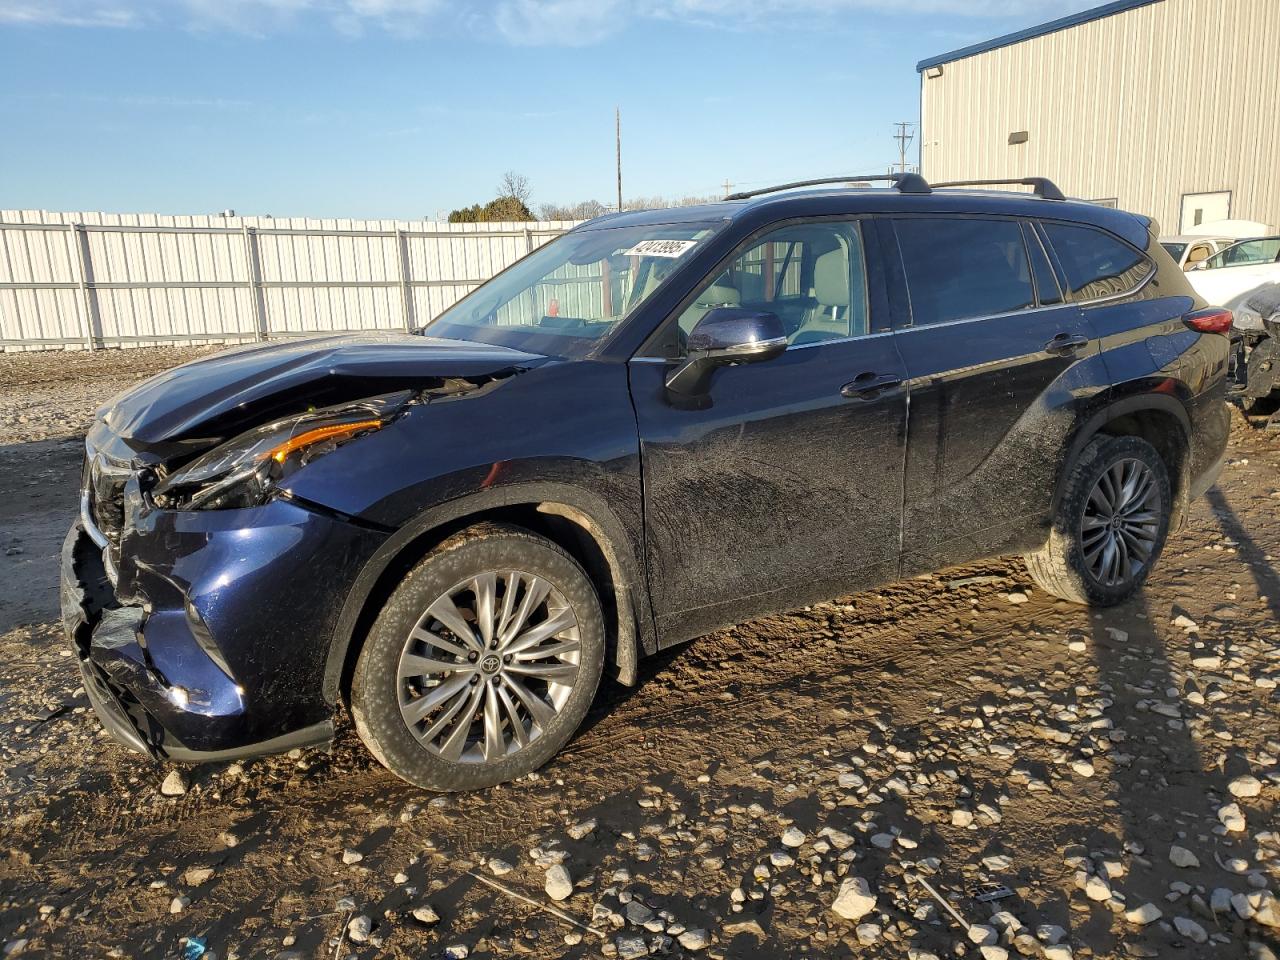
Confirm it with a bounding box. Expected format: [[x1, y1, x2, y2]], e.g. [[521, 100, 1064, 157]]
[[0, 210, 579, 351], [920, 0, 1280, 234]]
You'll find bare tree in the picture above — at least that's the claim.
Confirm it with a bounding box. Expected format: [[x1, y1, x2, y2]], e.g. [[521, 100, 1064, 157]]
[[497, 171, 532, 206]]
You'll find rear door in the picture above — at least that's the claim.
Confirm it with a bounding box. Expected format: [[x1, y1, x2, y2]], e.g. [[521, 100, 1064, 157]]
[[884, 215, 1101, 574], [629, 218, 908, 644]]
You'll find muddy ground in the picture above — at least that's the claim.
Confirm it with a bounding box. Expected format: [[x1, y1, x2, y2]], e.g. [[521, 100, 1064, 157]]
[[0, 347, 1276, 960]]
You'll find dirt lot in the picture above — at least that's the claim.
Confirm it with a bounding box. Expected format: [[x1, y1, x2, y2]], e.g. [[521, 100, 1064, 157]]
[[0, 347, 1277, 960]]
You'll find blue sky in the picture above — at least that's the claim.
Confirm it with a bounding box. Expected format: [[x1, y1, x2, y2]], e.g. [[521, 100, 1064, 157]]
[[1, 0, 1086, 218]]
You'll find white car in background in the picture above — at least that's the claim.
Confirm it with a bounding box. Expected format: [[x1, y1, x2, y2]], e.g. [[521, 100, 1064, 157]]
[[1186, 236, 1280, 309], [1160, 235, 1235, 271]]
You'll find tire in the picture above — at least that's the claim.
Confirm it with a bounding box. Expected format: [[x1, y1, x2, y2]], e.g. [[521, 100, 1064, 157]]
[[351, 522, 605, 791], [1024, 435, 1172, 606]]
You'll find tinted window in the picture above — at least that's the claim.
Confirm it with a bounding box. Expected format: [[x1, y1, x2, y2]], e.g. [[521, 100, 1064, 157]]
[[895, 218, 1034, 326], [678, 221, 871, 346], [1025, 225, 1063, 306], [1042, 222, 1152, 300]]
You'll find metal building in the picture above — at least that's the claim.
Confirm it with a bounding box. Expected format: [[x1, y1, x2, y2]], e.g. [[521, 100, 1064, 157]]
[[917, 0, 1279, 235]]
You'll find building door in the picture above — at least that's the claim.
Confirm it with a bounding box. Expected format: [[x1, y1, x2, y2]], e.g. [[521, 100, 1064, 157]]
[[1180, 191, 1230, 232]]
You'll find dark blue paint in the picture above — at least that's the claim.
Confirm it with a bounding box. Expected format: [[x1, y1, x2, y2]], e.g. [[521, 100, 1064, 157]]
[[61, 184, 1230, 761]]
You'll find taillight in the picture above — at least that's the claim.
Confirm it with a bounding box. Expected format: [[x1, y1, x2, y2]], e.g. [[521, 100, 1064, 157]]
[[1184, 308, 1233, 334]]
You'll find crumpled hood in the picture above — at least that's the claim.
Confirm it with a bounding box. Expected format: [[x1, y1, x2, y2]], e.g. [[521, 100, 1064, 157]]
[[100, 333, 545, 450]]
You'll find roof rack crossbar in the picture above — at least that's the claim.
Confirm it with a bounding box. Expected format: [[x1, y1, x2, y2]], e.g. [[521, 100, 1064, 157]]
[[724, 172, 932, 201], [930, 177, 1066, 201]]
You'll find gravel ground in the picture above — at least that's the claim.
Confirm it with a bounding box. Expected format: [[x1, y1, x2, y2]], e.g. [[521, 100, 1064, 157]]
[[0, 347, 1277, 960]]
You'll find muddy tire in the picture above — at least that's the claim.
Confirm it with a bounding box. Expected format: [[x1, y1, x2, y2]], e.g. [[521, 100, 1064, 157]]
[[351, 523, 604, 791], [1024, 435, 1171, 606]]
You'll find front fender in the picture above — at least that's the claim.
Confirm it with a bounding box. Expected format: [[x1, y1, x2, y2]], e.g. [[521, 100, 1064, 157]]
[[321, 480, 654, 703]]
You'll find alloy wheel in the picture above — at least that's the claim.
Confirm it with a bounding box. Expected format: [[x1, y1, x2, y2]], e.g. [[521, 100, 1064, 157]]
[[396, 571, 581, 764], [1080, 457, 1162, 588]]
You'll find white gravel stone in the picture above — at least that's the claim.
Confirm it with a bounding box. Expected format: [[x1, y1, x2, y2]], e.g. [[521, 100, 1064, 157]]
[[347, 915, 372, 943], [615, 934, 647, 959], [342, 848, 363, 865], [1084, 875, 1112, 902], [1173, 916, 1208, 943], [487, 858, 513, 876], [968, 924, 998, 945], [831, 875, 877, 921], [1125, 903, 1162, 925], [780, 826, 806, 847], [1229, 775, 1263, 798], [676, 929, 709, 951], [855, 923, 881, 945], [544, 864, 574, 901], [159, 769, 188, 797], [411, 904, 440, 925], [1169, 845, 1199, 868], [1219, 802, 1247, 832]]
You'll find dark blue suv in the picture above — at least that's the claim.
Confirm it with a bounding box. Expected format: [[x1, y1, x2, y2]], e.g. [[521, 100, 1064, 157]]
[[61, 174, 1232, 790]]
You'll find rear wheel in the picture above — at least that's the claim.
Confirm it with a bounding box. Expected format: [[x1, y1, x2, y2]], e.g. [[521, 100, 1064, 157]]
[[351, 523, 605, 791], [1024, 435, 1171, 606]]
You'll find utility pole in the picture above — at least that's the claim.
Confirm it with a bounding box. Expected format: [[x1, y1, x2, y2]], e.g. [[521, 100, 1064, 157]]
[[893, 122, 915, 174], [721, 179, 734, 198], [615, 107, 623, 213]]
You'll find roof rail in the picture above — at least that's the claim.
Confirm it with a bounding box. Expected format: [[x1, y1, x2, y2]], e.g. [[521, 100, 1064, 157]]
[[930, 177, 1066, 201], [724, 173, 932, 201]]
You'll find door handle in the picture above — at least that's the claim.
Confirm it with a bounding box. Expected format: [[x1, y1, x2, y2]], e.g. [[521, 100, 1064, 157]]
[[1044, 332, 1089, 355], [841, 372, 903, 400]]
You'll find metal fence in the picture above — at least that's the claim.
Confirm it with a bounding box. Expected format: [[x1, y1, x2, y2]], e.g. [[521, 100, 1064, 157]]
[[0, 210, 579, 351]]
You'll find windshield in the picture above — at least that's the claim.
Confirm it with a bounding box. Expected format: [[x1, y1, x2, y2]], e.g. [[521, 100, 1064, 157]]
[[1204, 237, 1280, 269], [1161, 241, 1187, 261], [424, 222, 721, 357]]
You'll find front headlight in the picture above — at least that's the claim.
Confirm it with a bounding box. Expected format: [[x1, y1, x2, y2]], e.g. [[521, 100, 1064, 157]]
[[153, 391, 411, 510]]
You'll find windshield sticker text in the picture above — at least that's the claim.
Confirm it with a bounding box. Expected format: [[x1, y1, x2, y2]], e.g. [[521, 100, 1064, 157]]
[[621, 239, 698, 258]]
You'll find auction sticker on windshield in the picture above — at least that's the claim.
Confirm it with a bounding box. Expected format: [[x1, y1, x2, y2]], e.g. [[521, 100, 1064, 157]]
[[622, 239, 699, 258]]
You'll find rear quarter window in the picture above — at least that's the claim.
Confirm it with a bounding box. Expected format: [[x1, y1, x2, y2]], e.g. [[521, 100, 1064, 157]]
[[1042, 222, 1152, 301]]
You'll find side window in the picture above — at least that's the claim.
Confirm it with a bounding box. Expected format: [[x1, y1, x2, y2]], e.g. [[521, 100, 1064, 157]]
[[1024, 223, 1064, 306], [1042, 222, 1152, 300], [1222, 238, 1280, 266], [894, 217, 1035, 327], [1185, 243, 1212, 269], [677, 221, 870, 347]]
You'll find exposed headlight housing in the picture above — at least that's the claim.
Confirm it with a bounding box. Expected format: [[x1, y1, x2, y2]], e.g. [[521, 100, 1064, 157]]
[[1234, 305, 1267, 334], [153, 391, 411, 510]]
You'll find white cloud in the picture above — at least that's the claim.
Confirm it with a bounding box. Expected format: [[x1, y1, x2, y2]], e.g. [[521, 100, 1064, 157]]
[[0, 0, 1082, 41], [0, 1, 140, 27], [493, 0, 1078, 44], [493, 0, 626, 46]]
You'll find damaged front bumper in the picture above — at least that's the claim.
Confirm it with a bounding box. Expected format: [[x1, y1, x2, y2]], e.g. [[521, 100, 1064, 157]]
[[60, 493, 388, 763]]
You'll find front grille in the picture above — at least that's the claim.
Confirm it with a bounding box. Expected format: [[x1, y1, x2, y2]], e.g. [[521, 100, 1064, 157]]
[[83, 448, 131, 549]]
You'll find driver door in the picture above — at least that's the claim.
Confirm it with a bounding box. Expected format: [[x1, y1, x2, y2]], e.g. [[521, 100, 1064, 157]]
[[628, 219, 909, 645]]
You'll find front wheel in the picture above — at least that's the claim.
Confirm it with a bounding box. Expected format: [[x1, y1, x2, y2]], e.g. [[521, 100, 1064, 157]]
[[351, 523, 605, 791], [1024, 435, 1172, 606]]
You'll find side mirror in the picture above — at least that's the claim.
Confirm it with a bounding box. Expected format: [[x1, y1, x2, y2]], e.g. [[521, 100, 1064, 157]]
[[665, 307, 787, 396]]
